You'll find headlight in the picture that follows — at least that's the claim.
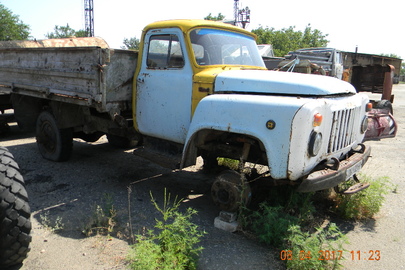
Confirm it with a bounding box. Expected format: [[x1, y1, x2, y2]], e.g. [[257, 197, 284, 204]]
[[308, 131, 322, 157], [361, 116, 368, 134]]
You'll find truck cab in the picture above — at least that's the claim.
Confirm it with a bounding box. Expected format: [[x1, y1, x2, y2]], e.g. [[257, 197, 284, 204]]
[[134, 20, 266, 144], [133, 20, 371, 211]]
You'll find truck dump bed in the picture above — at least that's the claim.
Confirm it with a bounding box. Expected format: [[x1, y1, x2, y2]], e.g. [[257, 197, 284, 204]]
[[0, 37, 137, 114]]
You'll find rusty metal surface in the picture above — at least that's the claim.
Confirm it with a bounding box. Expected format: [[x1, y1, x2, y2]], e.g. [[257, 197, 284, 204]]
[[0, 43, 137, 114], [343, 51, 402, 77], [297, 144, 371, 192], [0, 37, 109, 49], [342, 182, 370, 194], [364, 109, 397, 140], [382, 65, 394, 101], [351, 64, 394, 93]]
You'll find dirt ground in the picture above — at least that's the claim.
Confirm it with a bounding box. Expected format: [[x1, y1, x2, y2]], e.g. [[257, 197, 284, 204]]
[[2, 85, 404, 270]]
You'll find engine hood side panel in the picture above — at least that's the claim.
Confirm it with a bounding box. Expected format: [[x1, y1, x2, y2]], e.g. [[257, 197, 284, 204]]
[[215, 70, 357, 96]]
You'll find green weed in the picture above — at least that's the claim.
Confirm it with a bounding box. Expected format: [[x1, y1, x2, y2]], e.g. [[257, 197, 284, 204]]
[[82, 193, 117, 236], [244, 174, 393, 269], [251, 204, 299, 248], [244, 187, 347, 269], [333, 175, 394, 220], [39, 211, 64, 232], [286, 223, 348, 270], [128, 190, 206, 270], [217, 157, 239, 170]]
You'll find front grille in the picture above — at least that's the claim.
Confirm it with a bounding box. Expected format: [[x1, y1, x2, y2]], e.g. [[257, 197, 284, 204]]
[[328, 108, 357, 153]]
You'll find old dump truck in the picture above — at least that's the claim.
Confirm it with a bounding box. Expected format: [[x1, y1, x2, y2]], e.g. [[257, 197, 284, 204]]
[[0, 19, 373, 266]]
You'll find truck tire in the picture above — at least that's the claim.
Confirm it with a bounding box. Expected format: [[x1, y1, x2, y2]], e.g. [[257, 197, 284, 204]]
[[36, 111, 73, 161], [0, 147, 31, 268], [375, 100, 393, 115]]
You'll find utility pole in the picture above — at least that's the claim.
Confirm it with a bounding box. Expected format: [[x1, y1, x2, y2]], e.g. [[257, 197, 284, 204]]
[[233, 0, 250, 29], [234, 0, 239, 25], [84, 0, 94, 37]]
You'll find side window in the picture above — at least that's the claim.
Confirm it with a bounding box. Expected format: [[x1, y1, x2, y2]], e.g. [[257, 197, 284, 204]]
[[147, 34, 184, 69]]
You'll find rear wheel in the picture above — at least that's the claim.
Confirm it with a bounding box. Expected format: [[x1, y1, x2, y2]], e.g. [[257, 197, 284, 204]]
[[36, 111, 73, 161], [0, 147, 31, 268]]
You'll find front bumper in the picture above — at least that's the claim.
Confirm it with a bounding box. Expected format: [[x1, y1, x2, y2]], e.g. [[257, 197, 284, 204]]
[[297, 144, 371, 192]]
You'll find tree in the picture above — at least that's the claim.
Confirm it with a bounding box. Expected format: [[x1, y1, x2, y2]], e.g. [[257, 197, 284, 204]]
[[380, 53, 401, 59], [252, 24, 329, 57], [46, 24, 87, 39], [0, 4, 30, 40], [204, 13, 225, 21], [121, 37, 140, 50]]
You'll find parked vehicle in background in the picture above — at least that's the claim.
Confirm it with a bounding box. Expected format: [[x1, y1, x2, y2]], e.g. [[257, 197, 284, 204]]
[[258, 44, 284, 70], [278, 47, 402, 105], [268, 47, 399, 140]]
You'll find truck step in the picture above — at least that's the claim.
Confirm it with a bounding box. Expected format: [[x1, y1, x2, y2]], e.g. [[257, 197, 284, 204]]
[[132, 146, 181, 169]]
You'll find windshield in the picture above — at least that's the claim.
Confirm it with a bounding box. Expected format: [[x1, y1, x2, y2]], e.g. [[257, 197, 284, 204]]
[[189, 28, 265, 67]]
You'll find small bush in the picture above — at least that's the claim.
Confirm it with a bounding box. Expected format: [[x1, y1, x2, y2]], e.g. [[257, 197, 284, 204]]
[[217, 158, 239, 170], [128, 190, 206, 270], [251, 204, 299, 247], [82, 193, 117, 236], [39, 211, 64, 232], [286, 223, 348, 270], [248, 188, 316, 247], [246, 187, 348, 269], [333, 175, 393, 220]]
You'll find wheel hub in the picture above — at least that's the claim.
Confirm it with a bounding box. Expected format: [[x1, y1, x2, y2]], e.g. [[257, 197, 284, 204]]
[[211, 170, 251, 212]]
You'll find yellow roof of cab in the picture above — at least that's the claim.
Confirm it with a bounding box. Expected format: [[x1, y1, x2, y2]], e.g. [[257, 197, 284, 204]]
[[142, 19, 257, 39]]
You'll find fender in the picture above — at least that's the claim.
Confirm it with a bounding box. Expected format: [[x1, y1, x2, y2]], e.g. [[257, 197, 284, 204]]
[[181, 93, 307, 179]]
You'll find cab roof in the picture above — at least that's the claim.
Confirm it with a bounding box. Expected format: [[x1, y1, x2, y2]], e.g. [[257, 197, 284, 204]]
[[142, 19, 257, 40]]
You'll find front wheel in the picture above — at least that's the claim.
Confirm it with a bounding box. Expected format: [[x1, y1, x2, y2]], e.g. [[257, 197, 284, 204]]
[[211, 170, 251, 212], [36, 111, 73, 161], [0, 147, 31, 268]]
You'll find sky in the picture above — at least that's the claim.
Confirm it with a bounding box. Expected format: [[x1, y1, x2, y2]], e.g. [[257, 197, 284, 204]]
[[1, 0, 404, 59]]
